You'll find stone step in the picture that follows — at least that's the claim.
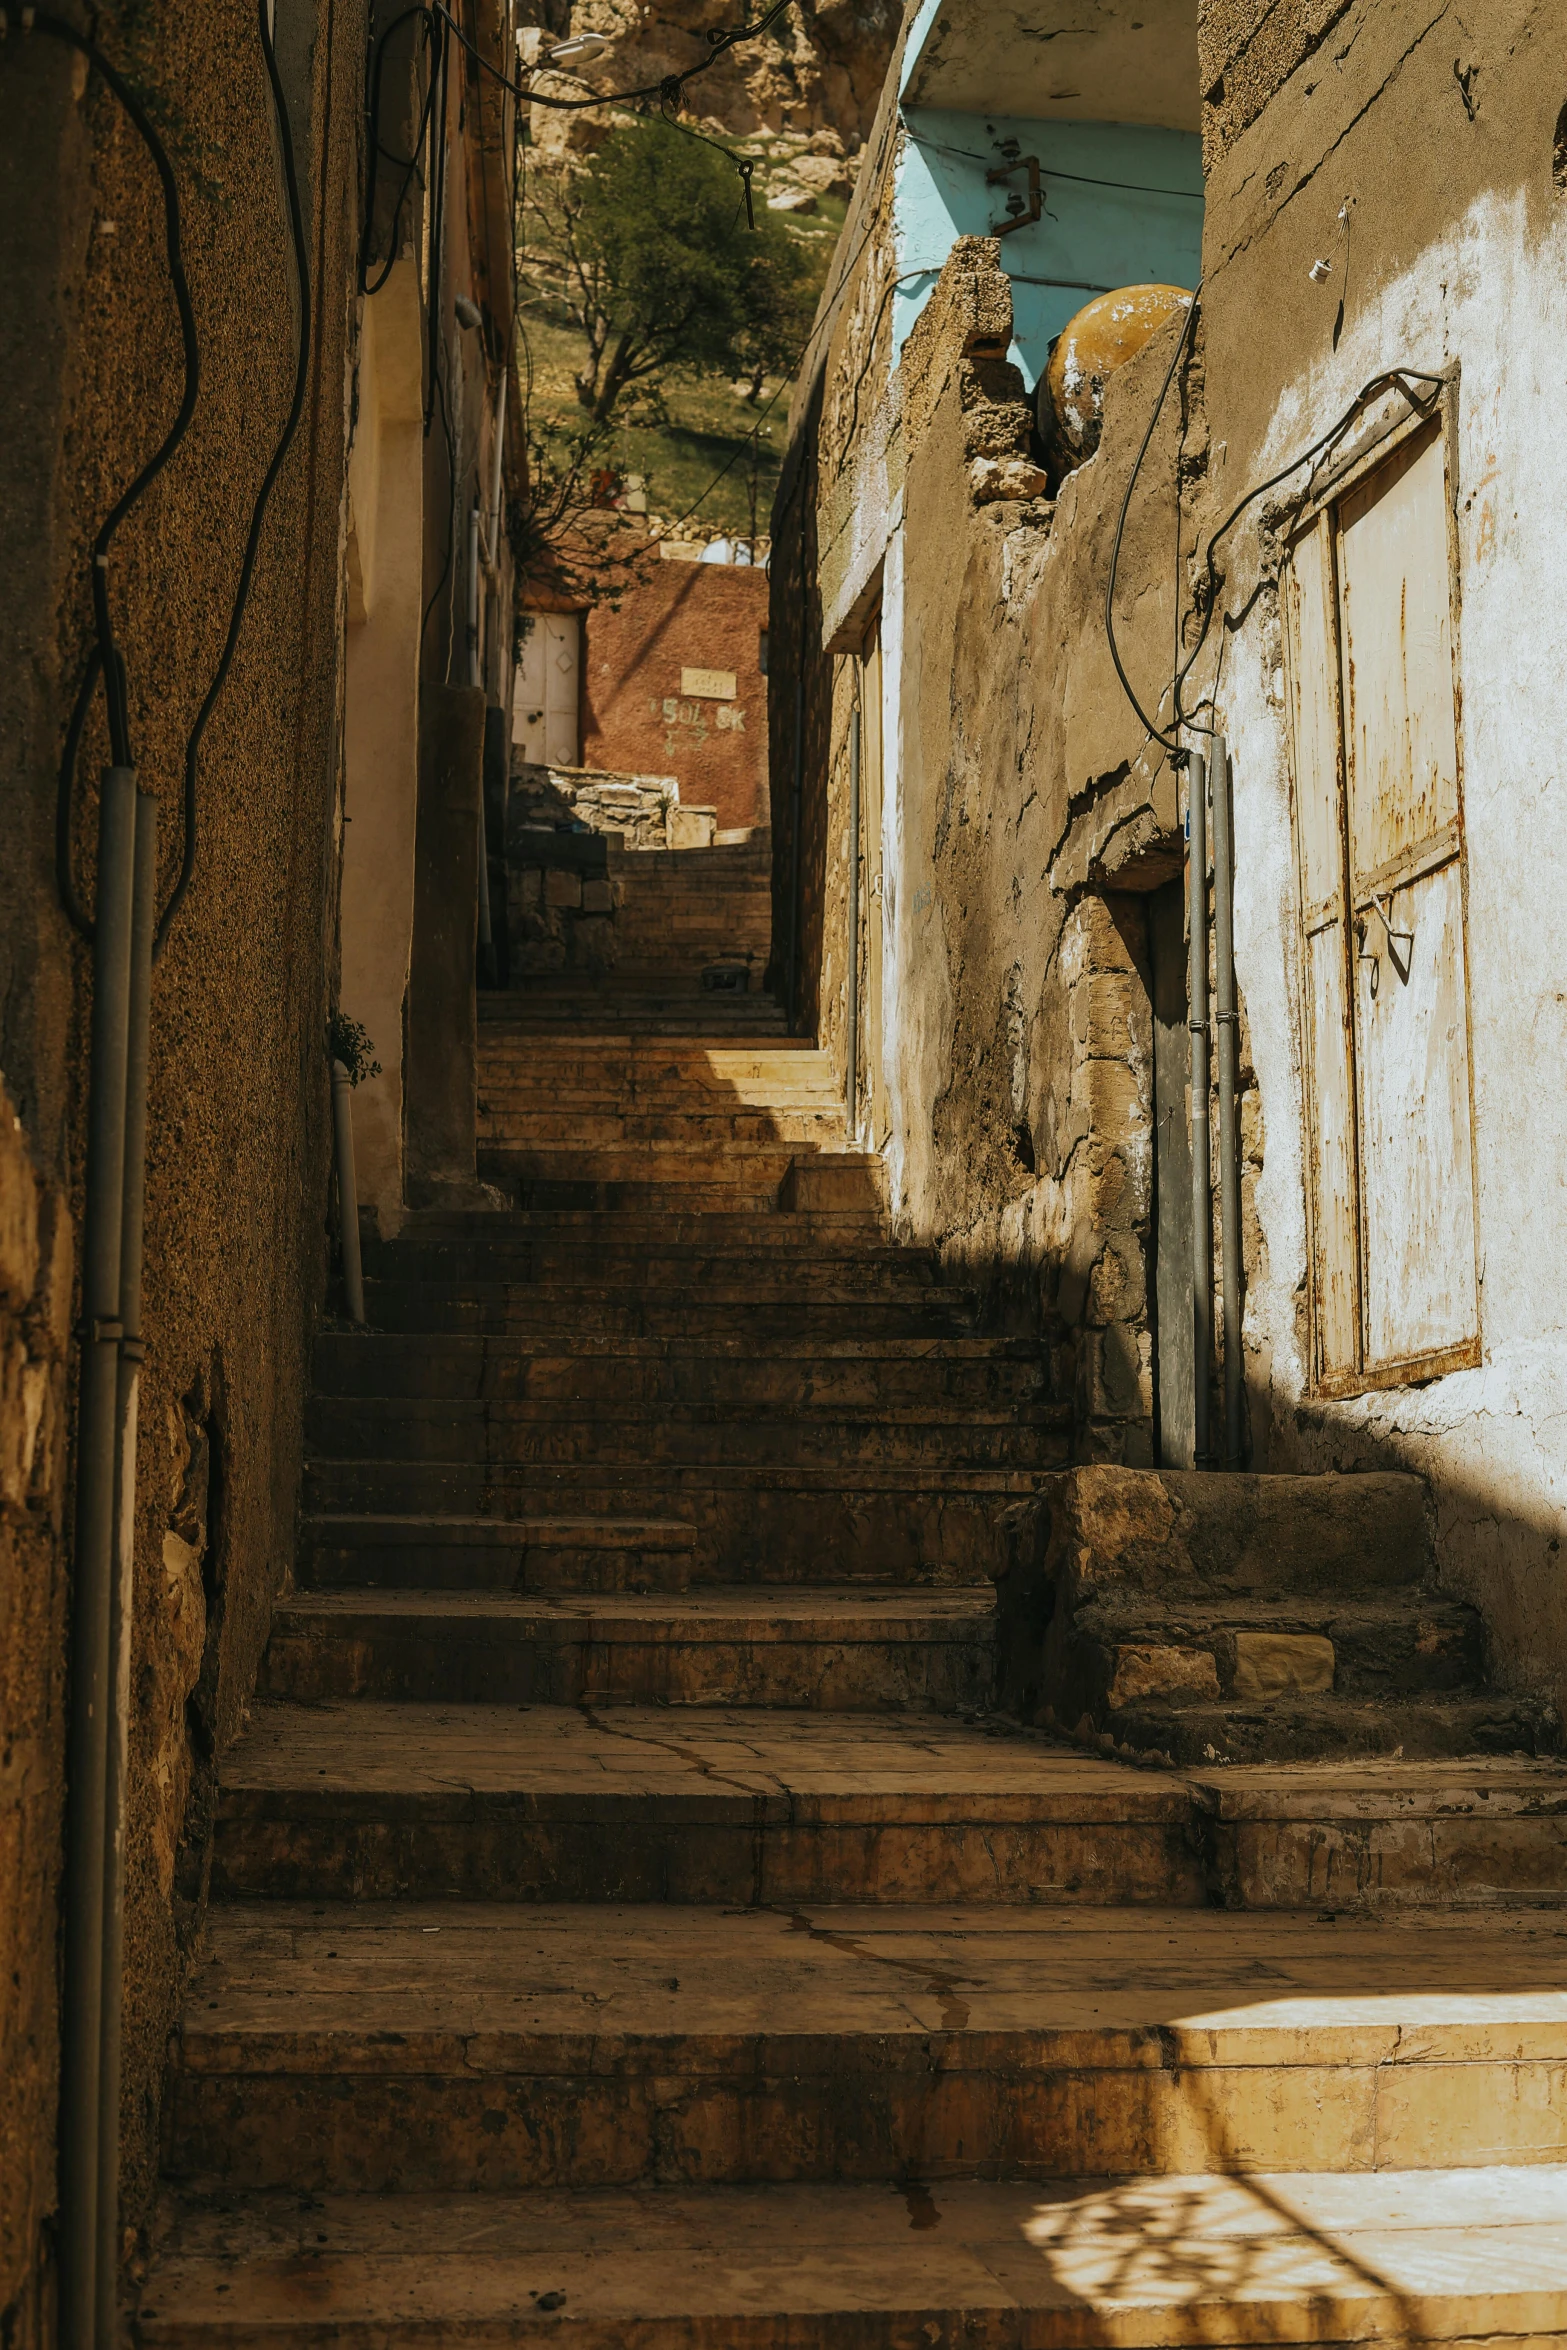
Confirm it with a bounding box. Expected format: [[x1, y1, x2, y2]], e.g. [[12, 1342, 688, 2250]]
[[477, 1040, 827, 1071], [358, 1279, 980, 1338], [485, 1009, 793, 1036], [259, 1587, 996, 1709], [989, 1467, 1558, 1762], [1104, 1690, 1559, 1767], [300, 1463, 1045, 1588], [303, 1395, 1069, 1469], [297, 1513, 697, 1595], [308, 1332, 1046, 1410], [476, 1056, 838, 1091], [491, 1170, 804, 1216], [479, 1054, 836, 1082], [477, 1112, 849, 1148], [139, 2166, 1567, 2348], [161, 1900, 1567, 2192], [1053, 1591, 1487, 1707], [477, 1084, 846, 1115], [209, 1703, 1567, 1909], [363, 1204, 912, 1246], [360, 1237, 931, 1289]]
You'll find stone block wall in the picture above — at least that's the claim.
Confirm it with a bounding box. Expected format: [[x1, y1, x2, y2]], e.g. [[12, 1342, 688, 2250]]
[[0, 0, 370, 2317]]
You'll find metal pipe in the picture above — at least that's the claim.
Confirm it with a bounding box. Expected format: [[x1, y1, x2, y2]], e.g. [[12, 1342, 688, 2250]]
[[331, 1060, 366, 1324], [846, 702, 861, 1131], [95, 783, 158, 2341], [60, 763, 138, 2350], [468, 502, 494, 975], [484, 366, 507, 569], [1211, 736, 1244, 1466], [787, 663, 804, 1032], [1187, 750, 1213, 1469]]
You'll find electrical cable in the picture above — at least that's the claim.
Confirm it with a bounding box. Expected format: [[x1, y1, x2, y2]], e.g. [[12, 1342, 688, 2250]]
[[359, 5, 438, 294], [7, 11, 202, 939], [1102, 298, 1445, 756], [1103, 288, 1201, 754], [156, 0, 312, 955], [440, 0, 795, 113], [360, 0, 795, 286], [904, 127, 1204, 203], [421, 340, 459, 656], [422, 10, 449, 435], [1171, 365, 1445, 730]]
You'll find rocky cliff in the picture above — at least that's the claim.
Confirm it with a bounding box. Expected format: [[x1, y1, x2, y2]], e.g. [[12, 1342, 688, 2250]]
[[523, 0, 900, 157]]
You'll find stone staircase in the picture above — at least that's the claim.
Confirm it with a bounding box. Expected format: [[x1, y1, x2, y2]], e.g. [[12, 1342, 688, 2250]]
[[141, 979, 1567, 2342], [605, 834, 773, 984]]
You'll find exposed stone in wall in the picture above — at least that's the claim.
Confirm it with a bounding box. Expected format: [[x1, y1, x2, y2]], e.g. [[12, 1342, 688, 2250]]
[[0, 0, 373, 2301], [777, 226, 1212, 1464], [0, 1082, 71, 2350]]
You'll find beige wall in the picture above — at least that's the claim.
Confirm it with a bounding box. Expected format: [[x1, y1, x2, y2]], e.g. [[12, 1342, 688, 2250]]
[[342, 270, 425, 1228]]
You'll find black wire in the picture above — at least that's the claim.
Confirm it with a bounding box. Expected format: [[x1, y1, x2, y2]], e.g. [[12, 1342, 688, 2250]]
[[438, 0, 796, 112], [420, 345, 458, 655], [156, 0, 313, 955], [1103, 290, 1201, 754], [360, 5, 437, 295], [422, 13, 448, 436], [13, 13, 202, 938], [1171, 366, 1445, 730], [359, 0, 795, 237], [904, 128, 1205, 203]]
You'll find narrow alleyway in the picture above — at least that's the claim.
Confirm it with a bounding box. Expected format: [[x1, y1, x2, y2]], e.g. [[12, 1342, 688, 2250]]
[[139, 909, 1567, 2338]]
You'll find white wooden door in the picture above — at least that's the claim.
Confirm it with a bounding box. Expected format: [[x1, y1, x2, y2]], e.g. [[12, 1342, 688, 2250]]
[[512, 612, 580, 766], [1336, 424, 1477, 1374], [1283, 416, 1478, 1391]]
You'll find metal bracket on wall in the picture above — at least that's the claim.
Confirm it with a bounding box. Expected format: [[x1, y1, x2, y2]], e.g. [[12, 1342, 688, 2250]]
[[986, 153, 1042, 238]]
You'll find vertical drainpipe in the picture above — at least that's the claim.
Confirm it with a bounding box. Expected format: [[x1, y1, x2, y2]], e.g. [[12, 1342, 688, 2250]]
[[332, 1061, 367, 1324], [846, 701, 861, 1131], [468, 500, 494, 981], [787, 666, 804, 1031], [1211, 736, 1244, 1465], [95, 783, 158, 2341], [60, 764, 138, 2350], [1187, 749, 1213, 1468]]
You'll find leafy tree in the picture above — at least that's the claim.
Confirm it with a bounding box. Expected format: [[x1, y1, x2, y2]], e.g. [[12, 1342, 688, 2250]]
[[537, 117, 814, 425], [733, 224, 818, 405]]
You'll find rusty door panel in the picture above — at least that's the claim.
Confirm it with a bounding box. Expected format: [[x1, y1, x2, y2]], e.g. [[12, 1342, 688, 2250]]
[[1284, 412, 1477, 1391], [1354, 859, 1477, 1363], [1338, 425, 1460, 880], [1286, 519, 1346, 921], [860, 618, 888, 1147], [1306, 923, 1360, 1375], [1284, 517, 1360, 1380]]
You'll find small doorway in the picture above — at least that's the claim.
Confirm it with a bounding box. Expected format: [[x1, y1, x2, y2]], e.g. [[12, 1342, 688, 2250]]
[[849, 613, 887, 1145], [513, 612, 580, 766], [1148, 877, 1194, 1466]]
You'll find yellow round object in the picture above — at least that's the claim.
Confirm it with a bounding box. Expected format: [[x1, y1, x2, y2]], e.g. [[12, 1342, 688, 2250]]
[[1043, 285, 1194, 466]]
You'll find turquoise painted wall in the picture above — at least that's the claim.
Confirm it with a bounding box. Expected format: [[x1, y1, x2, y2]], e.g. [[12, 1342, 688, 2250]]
[[892, 108, 1204, 392]]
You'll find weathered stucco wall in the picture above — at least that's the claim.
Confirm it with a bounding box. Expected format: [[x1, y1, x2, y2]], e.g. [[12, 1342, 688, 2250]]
[[0, 0, 368, 2328], [581, 557, 770, 833], [1192, 0, 1567, 1704], [775, 203, 1215, 1461]]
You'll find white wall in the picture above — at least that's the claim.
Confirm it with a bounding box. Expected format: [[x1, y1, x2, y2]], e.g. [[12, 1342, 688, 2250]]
[[1224, 184, 1567, 1704]]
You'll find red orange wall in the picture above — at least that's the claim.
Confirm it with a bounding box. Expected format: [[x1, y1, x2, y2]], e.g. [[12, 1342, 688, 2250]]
[[580, 554, 770, 832]]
